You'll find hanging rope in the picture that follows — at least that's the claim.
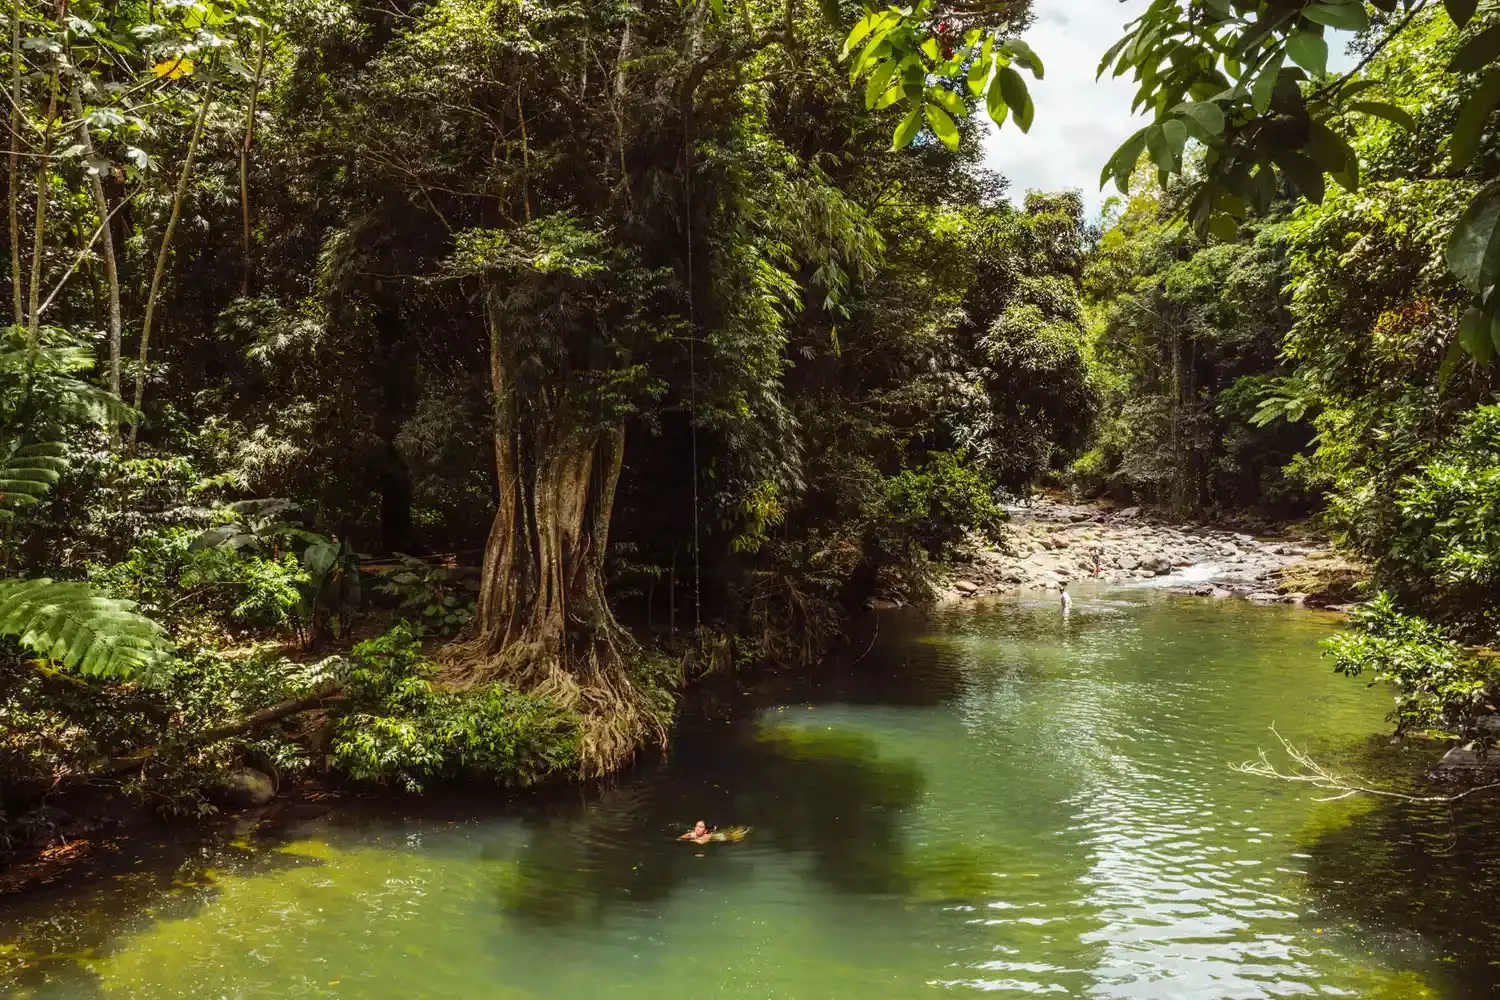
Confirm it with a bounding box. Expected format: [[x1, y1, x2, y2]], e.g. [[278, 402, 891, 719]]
[[684, 121, 702, 633]]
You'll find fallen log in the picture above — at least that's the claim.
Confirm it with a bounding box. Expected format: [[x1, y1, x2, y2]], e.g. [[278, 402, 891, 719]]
[[88, 682, 346, 780]]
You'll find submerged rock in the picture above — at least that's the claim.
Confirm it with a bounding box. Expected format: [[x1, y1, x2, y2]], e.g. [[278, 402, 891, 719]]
[[1429, 744, 1500, 785], [214, 767, 276, 809]]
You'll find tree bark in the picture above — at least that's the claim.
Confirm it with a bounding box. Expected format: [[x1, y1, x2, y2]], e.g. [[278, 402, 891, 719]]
[[448, 292, 659, 776], [25, 50, 58, 347], [8, 0, 23, 327], [130, 79, 214, 445], [69, 85, 123, 401], [239, 26, 266, 295]]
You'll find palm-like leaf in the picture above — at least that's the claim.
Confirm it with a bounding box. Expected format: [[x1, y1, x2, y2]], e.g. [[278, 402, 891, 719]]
[[0, 578, 173, 681]]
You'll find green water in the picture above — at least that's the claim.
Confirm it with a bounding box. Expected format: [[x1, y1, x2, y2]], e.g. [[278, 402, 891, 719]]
[[6, 591, 1500, 998]]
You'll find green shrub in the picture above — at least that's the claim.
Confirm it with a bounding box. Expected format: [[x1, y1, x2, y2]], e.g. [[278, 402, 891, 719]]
[[330, 626, 582, 791], [865, 450, 1006, 559], [1325, 594, 1497, 737]]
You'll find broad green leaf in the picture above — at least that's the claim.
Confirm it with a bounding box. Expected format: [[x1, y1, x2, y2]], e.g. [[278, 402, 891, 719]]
[[1208, 213, 1238, 241], [1251, 162, 1278, 211], [997, 66, 1033, 132], [1146, 123, 1175, 174], [925, 103, 960, 150], [1338, 79, 1382, 100], [1447, 181, 1500, 294], [1438, 335, 1466, 389], [1302, 2, 1369, 31], [1273, 149, 1325, 203], [891, 106, 923, 150], [1097, 34, 1130, 79], [985, 72, 1010, 126], [1001, 38, 1045, 79], [1348, 100, 1417, 132], [865, 59, 898, 108], [921, 36, 941, 61], [1286, 31, 1328, 76], [967, 53, 991, 96], [1162, 118, 1189, 154], [926, 86, 968, 117], [841, 11, 881, 59], [1458, 306, 1493, 361], [1451, 69, 1500, 166], [1450, 24, 1500, 73], [1306, 121, 1354, 178], [1175, 100, 1225, 135], [1102, 126, 1149, 193], [1203, 0, 1234, 20], [1252, 52, 1284, 114], [873, 85, 902, 110], [849, 39, 891, 84], [1445, 0, 1479, 27]]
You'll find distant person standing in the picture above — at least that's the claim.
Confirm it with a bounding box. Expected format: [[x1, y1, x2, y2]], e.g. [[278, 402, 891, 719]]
[[1060, 587, 1071, 613], [1091, 545, 1103, 578]]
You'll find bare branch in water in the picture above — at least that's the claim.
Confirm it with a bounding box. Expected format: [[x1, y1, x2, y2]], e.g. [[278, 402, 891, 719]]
[[1233, 726, 1500, 804]]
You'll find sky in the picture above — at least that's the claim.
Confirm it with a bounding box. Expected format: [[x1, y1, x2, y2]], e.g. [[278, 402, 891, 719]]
[[983, 0, 1358, 216]]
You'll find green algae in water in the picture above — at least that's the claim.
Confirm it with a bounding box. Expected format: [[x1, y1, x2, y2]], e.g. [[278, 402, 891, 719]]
[[6, 593, 1500, 998]]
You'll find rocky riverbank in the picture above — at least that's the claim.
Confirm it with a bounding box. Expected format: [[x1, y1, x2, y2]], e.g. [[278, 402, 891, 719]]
[[936, 496, 1346, 605]]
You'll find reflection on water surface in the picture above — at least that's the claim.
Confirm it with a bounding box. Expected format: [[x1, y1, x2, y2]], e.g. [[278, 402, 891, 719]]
[[4, 591, 1499, 998]]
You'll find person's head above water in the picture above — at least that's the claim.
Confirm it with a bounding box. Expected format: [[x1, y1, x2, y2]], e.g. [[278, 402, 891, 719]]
[[692, 821, 708, 837]]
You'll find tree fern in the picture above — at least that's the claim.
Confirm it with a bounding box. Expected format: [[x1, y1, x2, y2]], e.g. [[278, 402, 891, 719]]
[[0, 578, 173, 681]]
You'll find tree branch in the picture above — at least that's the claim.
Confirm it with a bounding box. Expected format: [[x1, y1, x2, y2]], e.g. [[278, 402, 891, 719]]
[[1234, 725, 1500, 804]]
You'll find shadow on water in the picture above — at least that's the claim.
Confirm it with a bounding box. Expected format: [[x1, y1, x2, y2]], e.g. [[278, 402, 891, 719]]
[[489, 718, 958, 926], [0, 827, 336, 996], [1300, 740, 1500, 999]]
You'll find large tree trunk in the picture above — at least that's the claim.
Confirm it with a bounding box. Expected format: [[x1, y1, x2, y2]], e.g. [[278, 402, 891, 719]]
[[444, 294, 661, 776]]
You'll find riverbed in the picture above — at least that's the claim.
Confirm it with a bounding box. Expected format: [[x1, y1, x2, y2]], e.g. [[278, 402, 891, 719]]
[[5, 590, 1500, 998]]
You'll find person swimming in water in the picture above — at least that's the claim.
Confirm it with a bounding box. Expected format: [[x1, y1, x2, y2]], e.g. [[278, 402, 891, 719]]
[[679, 821, 750, 844], [680, 821, 713, 844]]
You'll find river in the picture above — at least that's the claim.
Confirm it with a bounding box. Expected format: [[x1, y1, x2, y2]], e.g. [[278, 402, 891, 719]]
[[5, 588, 1500, 998]]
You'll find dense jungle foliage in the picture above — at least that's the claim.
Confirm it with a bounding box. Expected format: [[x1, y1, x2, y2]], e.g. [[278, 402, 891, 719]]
[[3, 0, 1500, 853]]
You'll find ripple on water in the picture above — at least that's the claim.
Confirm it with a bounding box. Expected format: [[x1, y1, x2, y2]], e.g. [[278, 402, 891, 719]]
[[0, 595, 1487, 998]]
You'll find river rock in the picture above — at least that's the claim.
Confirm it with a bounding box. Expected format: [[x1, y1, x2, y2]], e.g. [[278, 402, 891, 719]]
[[1430, 744, 1500, 784], [1246, 591, 1281, 603], [215, 767, 276, 809], [953, 580, 978, 594]]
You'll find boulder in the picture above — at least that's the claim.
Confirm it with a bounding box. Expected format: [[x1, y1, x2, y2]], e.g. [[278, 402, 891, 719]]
[[1430, 744, 1500, 784], [953, 580, 978, 594], [1246, 591, 1281, 603], [1117, 507, 1141, 519], [1211, 587, 1233, 599], [215, 767, 276, 809]]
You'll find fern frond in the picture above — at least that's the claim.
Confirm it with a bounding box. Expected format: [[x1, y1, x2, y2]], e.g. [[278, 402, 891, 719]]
[[0, 440, 67, 526], [0, 578, 174, 681]]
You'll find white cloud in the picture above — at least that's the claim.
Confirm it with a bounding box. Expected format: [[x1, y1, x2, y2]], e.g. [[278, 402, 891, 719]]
[[983, 0, 1360, 215], [982, 0, 1149, 216]]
